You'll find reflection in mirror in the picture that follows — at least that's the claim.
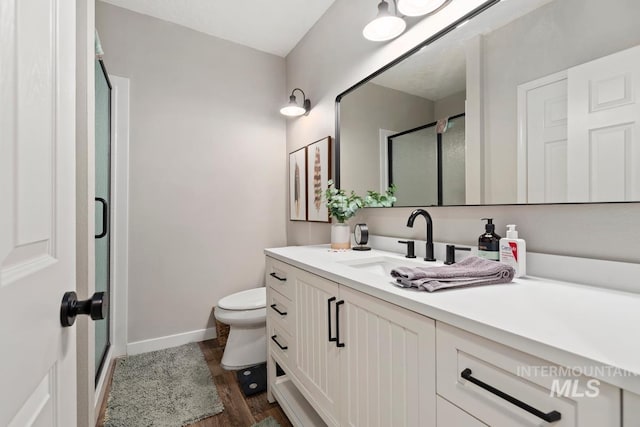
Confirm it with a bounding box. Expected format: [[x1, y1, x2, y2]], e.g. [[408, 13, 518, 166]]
[[337, 0, 640, 206], [388, 115, 466, 206]]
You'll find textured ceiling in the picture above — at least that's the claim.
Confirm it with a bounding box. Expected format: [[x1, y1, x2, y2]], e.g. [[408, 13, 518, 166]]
[[99, 0, 337, 57]]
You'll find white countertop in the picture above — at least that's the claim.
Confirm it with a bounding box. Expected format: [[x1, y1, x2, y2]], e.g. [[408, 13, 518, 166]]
[[265, 245, 640, 395]]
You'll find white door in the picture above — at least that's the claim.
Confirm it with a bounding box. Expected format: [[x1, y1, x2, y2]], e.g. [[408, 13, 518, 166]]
[[519, 73, 569, 203], [0, 0, 77, 425], [567, 45, 640, 202]]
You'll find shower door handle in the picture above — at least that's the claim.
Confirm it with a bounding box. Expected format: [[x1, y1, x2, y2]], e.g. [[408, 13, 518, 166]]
[[95, 197, 108, 239]]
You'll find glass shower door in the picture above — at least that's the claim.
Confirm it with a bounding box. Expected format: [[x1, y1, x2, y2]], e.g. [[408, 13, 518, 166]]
[[95, 59, 112, 382], [388, 125, 439, 206]]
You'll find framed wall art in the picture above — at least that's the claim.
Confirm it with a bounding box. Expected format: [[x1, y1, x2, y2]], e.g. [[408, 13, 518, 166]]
[[289, 147, 307, 221], [306, 136, 331, 222]]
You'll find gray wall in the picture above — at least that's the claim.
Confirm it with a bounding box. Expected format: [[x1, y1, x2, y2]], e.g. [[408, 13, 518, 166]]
[[97, 2, 287, 343], [285, 0, 640, 264], [340, 83, 434, 196], [434, 91, 465, 119]]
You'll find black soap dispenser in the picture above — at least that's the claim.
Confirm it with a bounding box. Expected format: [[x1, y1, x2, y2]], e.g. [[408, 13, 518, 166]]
[[478, 218, 501, 261]]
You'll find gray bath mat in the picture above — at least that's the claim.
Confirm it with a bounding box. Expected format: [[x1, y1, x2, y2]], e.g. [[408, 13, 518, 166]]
[[104, 343, 224, 426], [251, 416, 281, 427]]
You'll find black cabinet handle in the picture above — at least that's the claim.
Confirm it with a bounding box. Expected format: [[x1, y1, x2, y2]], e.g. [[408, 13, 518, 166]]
[[271, 335, 288, 350], [461, 368, 561, 423], [95, 197, 108, 239], [327, 297, 336, 342], [270, 304, 287, 316], [336, 300, 345, 348], [269, 272, 286, 281]]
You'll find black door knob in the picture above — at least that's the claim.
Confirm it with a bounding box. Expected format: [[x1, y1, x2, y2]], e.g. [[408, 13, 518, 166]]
[[60, 291, 108, 327]]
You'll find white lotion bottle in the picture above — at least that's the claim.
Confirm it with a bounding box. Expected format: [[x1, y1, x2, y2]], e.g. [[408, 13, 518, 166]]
[[499, 224, 526, 277]]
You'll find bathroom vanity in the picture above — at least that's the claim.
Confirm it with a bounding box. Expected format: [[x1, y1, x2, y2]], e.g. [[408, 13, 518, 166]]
[[265, 245, 640, 427]]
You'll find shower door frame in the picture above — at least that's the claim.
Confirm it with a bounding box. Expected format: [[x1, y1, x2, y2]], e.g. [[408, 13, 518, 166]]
[[95, 58, 112, 385]]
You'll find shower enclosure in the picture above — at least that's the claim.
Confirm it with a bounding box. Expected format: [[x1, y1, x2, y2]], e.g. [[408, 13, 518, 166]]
[[387, 113, 466, 206], [95, 58, 112, 383]]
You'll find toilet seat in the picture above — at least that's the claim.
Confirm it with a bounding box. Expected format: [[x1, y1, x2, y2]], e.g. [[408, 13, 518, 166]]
[[214, 306, 266, 326], [217, 287, 265, 311]]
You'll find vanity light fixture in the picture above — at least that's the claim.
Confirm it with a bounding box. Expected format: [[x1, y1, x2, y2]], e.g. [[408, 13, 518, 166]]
[[363, 0, 406, 42], [364, 0, 451, 42], [279, 88, 311, 117], [397, 0, 448, 17]]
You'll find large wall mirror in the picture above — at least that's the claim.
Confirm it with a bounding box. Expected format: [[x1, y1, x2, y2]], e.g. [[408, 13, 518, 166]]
[[336, 0, 640, 206]]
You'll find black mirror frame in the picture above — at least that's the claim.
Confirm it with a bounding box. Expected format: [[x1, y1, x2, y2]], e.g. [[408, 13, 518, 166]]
[[333, 0, 499, 188]]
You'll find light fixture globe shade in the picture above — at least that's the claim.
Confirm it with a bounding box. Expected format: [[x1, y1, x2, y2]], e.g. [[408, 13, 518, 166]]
[[280, 104, 306, 117], [363, 15, 406, 41], [397, 0, 447, 17], [280, 94, 306, 117]]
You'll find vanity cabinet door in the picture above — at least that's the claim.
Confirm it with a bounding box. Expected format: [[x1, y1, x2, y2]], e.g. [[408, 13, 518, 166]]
[[339, 286, 436, 427], [293, 268, 342, 427]]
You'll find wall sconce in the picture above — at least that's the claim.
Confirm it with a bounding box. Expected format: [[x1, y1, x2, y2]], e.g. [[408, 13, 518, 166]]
[[363, 0, 450, 41], [280, 88, 311, 117]]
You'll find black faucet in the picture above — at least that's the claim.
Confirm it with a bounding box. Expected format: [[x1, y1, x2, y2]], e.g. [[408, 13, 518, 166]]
[[406, 209, 435, 262]]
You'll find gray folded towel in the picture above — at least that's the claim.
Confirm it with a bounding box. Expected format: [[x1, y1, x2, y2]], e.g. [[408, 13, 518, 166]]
[[390, 256, 515, 292]]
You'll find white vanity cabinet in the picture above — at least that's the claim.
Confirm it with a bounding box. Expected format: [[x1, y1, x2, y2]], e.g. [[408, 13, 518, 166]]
[[266, 256, 436, 427], [266, 249, 629, 427]]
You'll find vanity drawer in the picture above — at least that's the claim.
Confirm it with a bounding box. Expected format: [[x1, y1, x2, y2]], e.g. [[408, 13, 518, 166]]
[[268, 323, 294, 371], [436, 322, 620, 427], [267, 287, 295, 335], [266, 257, 294, 300], [437, 396, 487, 427]]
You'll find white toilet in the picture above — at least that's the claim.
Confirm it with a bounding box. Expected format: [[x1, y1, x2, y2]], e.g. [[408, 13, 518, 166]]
[[214, 287, 267, 370]]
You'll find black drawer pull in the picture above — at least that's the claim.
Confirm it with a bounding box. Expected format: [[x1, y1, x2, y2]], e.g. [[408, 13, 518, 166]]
[[269, 272, 286, 281], [270, 304, 287, 316], [270, 335, 288, 350], [327, 297, 336, 342], [336, 300, 345, 348], [461, 368, 561, 423]]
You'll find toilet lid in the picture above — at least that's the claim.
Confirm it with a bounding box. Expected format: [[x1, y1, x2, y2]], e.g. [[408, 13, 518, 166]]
[[218, 287, 266, 310]]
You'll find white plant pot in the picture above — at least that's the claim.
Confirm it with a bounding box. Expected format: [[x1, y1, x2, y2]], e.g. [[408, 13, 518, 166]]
[[331, 222, 351, 250]]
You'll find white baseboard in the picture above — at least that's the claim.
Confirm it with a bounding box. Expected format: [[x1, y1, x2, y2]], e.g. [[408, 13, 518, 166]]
[[127, 327, 217, 356]]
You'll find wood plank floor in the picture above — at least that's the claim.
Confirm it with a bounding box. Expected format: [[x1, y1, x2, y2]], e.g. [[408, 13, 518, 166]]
[[97, 339, 292, 427]]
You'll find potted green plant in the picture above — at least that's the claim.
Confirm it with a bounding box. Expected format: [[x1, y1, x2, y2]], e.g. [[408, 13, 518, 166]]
[[324, 181, 397, 249], [325, 180, 364, 249], [363, 184, 397, 207]]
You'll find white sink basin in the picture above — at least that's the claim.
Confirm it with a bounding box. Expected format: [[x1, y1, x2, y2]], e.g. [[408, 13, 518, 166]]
[[338, 256, 441, 278]]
